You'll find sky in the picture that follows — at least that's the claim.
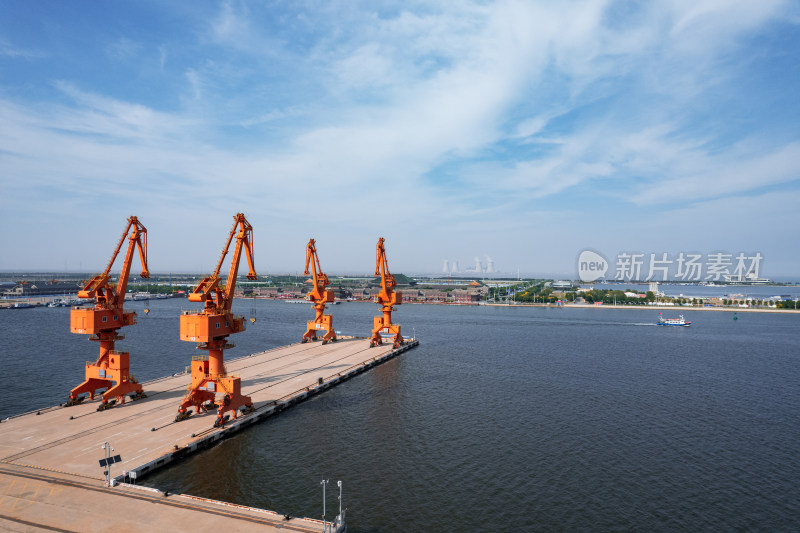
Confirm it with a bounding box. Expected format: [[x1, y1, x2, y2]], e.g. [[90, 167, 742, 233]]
[[1, 1, 799, 279]]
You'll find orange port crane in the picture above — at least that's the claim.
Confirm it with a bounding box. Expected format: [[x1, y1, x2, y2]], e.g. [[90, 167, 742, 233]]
[[176, 213, 257, 427], [301, 238, 337, 344], [369, 237, 403, 348], [67, 216, 149, 410]]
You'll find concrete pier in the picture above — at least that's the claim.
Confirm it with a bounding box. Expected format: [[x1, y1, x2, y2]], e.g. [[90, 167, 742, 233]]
[[0, 462, 328, 532], [0, 337, 418, 531]]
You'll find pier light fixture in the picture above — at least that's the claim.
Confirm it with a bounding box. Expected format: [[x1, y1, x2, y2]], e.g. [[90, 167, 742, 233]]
[[337, 480, 342, 520], [99, 442, 121, 486], [320, 478, 329, 531]]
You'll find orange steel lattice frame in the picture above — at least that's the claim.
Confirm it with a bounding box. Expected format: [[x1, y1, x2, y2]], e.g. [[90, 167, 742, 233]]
[[301, 238, 337, 344], [177, 213, 257, 427], [68, 216, 149, 409], [369, 237, 403, 348]]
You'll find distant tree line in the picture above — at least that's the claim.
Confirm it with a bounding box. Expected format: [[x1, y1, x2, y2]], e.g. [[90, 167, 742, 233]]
[[577, 289, 656, 305]]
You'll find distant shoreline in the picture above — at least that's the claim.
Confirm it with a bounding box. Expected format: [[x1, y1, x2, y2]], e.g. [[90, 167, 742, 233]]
[[484, 302, 800, 314], [3, 295, 797, 314]]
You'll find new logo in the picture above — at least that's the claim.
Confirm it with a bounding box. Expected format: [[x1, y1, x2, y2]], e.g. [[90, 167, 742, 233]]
[[578, 250, 608, 282]]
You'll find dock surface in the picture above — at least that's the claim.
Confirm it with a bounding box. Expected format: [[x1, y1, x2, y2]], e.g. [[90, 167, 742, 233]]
[[0, 463, 325, 532], [0, 338, 417, 531]]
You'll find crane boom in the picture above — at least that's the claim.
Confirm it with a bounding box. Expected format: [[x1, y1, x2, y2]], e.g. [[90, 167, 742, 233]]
[[374, 237, 396, 302], [67, 216, 149, 409], [188, 213, 256, 311], [114, 217, 149, 302], [224, 215, 257, 307], [77, 216, 149, 305], [177, 213, 257, 427], [301, 238, 336, 344]]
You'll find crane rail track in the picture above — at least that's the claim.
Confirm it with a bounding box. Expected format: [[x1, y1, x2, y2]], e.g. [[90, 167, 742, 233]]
[[2, 340, 385, 464], [0, 465, 320, 532]]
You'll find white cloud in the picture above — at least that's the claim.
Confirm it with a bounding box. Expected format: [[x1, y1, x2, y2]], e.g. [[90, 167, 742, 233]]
[[668, 0, 786, 45], [330, 43, 395, 90], [632, 140, 800, 205], [106, 38, 141, 60], [158, 46, 168, 70], [0, 39, 44, 59], [184, 69, 203, 102], [0, 0, 798, 273]]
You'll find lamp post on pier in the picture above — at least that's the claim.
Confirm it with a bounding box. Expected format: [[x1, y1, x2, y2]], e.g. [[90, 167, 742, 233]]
[[337, 480, 342, 521], [99, 442, 121, 486], [321, 478, 328, 532]]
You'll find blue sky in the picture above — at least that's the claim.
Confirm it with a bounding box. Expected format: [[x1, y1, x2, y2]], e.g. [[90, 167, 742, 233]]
[[1, 1, 799, 278]]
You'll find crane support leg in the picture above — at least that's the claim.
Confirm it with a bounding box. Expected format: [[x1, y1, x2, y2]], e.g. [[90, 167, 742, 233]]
[[68, 378, 111, 403], [213, 375, 254, 427], [67, 349, 143, 408], [369, 313, 402, 348], [302, 313, 336, 345], [176, 349, 253, 426]]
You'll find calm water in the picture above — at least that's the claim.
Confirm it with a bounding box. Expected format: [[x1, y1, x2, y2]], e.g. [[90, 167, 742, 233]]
[[2, 300, 799, 531]]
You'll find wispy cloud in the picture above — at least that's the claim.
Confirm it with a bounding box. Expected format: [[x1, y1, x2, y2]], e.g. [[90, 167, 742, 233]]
[[106, 38, 142, 60], [0, 0, 798, 274], [632, 140, 800, 204], [0, 39, 44, 59]]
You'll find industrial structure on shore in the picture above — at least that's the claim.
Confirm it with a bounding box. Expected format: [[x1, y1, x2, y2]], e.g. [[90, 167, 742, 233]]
[[63, 214, 410, 427], [301, 238, 337, 345], [0, 213, 420, 532], [67, 216, 150, 409], [442, 255, 496, 275]]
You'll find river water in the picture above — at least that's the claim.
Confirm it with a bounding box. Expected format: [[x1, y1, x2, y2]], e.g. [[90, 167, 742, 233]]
[[2, 299, 799, 531]]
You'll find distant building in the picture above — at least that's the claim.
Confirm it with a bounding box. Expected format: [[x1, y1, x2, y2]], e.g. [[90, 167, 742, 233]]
[[450, 288, 482, 303], [624, 291, 645, 298], [3, 280, 79, 297], [485, 256, 495, 274], [402, 290, 422, 303], [724, 271, 771, 284], [648, 282, 664, 296]]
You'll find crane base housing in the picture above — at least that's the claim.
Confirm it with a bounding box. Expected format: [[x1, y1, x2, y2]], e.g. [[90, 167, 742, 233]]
[[68, 350, 143, 406], [177, 356, 253, 426], [302, 315, 336, 344], [370, 317, 402, 348]]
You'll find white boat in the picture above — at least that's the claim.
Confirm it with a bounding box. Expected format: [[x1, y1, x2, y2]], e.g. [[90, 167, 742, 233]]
[[657, 313, 691, 327]]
